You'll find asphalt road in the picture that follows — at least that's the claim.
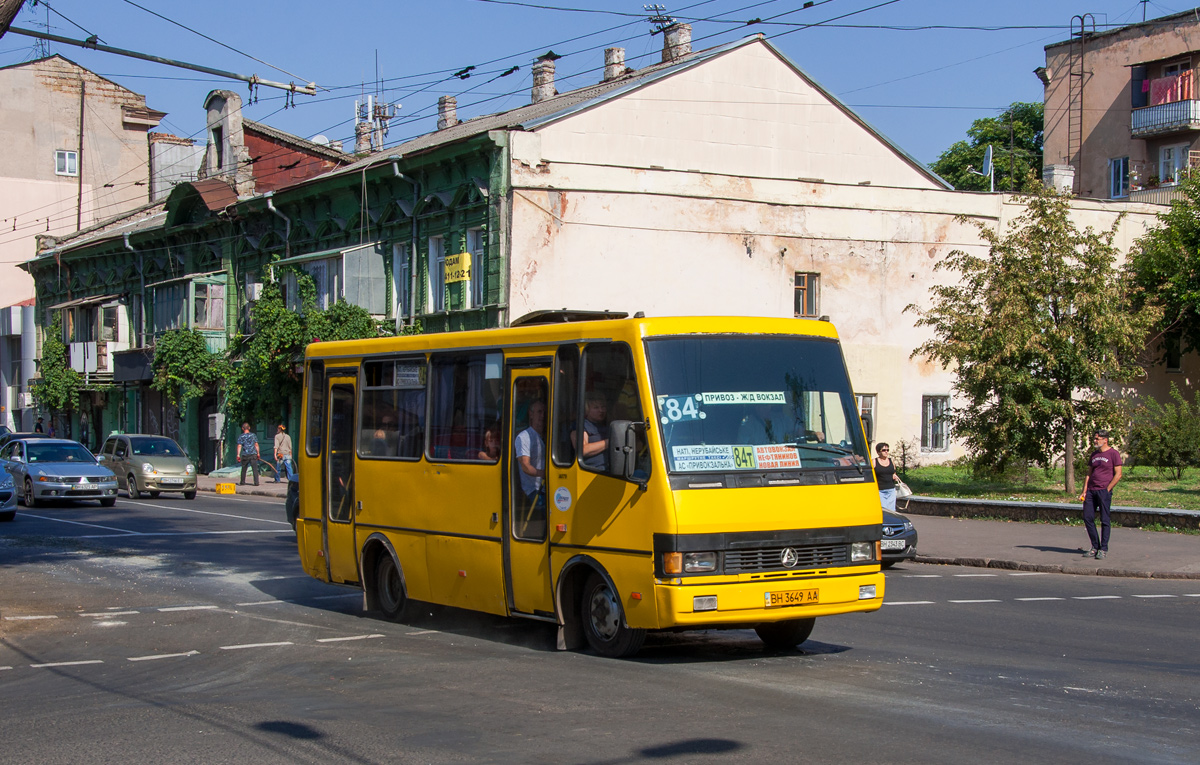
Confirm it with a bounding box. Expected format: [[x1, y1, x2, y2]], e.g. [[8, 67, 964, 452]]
[[1, 495, 1197, 764]]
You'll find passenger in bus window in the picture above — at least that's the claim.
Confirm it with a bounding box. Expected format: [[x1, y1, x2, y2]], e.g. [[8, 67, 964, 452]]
[[515, 400, 546, 504], [573, 395, 609, 471], [477, 424, 500, 462]]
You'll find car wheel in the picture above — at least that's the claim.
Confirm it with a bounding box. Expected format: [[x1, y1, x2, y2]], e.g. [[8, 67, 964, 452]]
[[127, 474, 142, 500], [881, 560, 896, 570], [581, 572, 646, 658], [0, 510, 14, 522], [375, 553, 407, 621], [183, 490, 196, 500], [755, 617, 816, 650], [100, 497, 116, 507], [23, 478, 38, 508]]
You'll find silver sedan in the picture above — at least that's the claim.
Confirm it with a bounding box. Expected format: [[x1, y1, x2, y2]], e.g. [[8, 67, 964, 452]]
[[0, 438, 119, 508]]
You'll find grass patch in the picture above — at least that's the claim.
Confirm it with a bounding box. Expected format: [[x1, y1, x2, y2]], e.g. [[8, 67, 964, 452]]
[[903, 464, 1200, 512]]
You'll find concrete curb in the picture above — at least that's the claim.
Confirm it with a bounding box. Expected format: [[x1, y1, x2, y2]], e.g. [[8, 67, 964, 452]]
[[915, 554, 1200, 580], [904, 496, 1200, 530]]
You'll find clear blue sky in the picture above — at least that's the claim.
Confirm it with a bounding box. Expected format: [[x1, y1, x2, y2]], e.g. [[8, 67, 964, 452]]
[[1, 0, 1188, 166]]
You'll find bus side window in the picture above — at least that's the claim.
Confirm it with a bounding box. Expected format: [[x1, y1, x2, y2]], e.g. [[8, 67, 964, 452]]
[[428, 353, 502, 462], [579, 343, 647, 479], [359, 358, 426, 460], [306, 360, 326, 457], [552, 344, 578, 467]]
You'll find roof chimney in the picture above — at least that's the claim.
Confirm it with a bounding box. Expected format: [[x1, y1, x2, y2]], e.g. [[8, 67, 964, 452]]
[[603, 47, 626, 81], [437, 95, 459, 130], [532, 54, 557, 103], [662, 22, 692, 63], [355, 121, 372, 154]]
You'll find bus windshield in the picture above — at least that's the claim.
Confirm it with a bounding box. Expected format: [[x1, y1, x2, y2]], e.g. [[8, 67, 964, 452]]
[[646, 335, 869, 474]]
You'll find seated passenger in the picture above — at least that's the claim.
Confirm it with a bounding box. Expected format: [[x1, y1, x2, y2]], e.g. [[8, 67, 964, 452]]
[[572, 395, 609, 472], [477, 425, 500, 462]]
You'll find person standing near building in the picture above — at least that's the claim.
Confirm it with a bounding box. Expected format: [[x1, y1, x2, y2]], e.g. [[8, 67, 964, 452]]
[[273, 424, 293, 484], [874, 442, 897, 511], [34, 416, 44, 433], [236, 422, 261, 486], [1081, 429, 1123, 560]]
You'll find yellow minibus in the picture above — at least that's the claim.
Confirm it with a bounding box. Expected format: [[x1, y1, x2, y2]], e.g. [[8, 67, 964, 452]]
[[296, 312, 884, 657]]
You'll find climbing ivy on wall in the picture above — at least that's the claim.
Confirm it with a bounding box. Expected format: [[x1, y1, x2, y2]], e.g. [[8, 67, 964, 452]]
[[151, 328, 230, 413], [30, 315, 82, 422]]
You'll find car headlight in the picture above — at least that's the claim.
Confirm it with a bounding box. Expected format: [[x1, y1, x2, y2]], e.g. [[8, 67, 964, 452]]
[[141, 463, 156, 475], [185, 464, 195, 475], [903, 521, 914, 531], [850, 541, 875, 562], [37, 475, 62, 482], [0, 474, 13, 488]]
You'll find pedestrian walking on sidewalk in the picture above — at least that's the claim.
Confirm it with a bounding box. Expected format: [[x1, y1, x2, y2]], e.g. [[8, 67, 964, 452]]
[[236, 422, 261, 486], [1080, 429, 1122, 560], [273, 424, 293, 484], [874, 442, 897, 511]]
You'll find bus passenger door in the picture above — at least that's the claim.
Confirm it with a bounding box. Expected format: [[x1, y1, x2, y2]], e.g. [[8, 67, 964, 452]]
[[324, 379, 360, 585], [504, 367, 554, 616]]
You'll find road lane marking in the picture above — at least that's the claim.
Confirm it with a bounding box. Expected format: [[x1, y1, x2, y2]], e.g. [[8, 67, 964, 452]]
[[316, 634, 385, 643], [953, 574, 998, 577], [158, 605, 219, 612], [0, 666, 11, 671], [78, 529, 284, 539], [1073, 596, 1121, 600], [1015, 597, 1064, 601], [236, 600, 281, 606], [405, 629, 441, 635], [949, 599, 1002, 604], [20, 514, 136, 534], [219, 642, 294, 650], [133, 501, 290, 524], [1132, 594, 1177, 598], [1009, 572, 1049, 576], [902, 575, 942, 578], [30, 660, 104, 668], [5, 614, 58, 620], [1184, 594, 1200, 597], [882, 601, 935, 606], [128, 651, 200, 662], [81, 611, 139, 617]]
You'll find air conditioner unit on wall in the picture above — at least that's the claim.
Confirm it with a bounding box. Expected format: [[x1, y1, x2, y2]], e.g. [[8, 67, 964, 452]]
[[18, 392, 33, 408]]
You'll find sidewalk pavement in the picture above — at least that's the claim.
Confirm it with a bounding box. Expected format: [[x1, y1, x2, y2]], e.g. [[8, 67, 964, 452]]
[[910, 513, 1200, 580], [193, 475, 1200, 579]]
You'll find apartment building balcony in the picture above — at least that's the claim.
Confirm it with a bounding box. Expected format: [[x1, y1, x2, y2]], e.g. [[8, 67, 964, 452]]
[[1129, 186, 1183, 205], [1132, 99, 1200, 138]]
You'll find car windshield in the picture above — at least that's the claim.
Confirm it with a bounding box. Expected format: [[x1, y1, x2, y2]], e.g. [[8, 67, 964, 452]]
[[129, 436, 183, 457], [646, 335, 869, 473], [26, 442, 97, 463]]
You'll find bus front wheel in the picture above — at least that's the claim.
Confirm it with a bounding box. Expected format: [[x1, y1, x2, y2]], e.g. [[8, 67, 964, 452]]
[[375, 553, 407, 621], [581, 572, 645, 658], [755, 617, 815, 650]]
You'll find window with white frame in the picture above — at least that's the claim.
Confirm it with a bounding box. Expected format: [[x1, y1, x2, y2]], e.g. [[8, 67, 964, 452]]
[[343, 244, 387, 315], [1161, 144, 1189, 186], [193, 283, 226, 329], [428, 235, 446, 312], [466, 228, 485, 308], [393, 243, 411, 320], [921, 395, 950, 452], [284, 258, 340, 312], [1163, 59, 1190, 77], [1109, 157, 1129, 198], [153, 284, 188, 334], [55, 150, 78, 176], [855, 393, 876, 442]]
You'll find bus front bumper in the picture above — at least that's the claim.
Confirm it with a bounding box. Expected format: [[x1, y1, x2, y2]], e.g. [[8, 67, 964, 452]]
[[653, 570, 885, 627]]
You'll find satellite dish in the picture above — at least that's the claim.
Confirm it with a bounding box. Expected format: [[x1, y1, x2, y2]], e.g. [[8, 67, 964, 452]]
[[311, 134, 330, 146], [981, 145, 993, 177]]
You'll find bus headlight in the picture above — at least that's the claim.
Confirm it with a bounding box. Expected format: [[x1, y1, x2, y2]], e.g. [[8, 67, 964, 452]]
[[683, 552, 718, 573], [850, 542, 874, 562]]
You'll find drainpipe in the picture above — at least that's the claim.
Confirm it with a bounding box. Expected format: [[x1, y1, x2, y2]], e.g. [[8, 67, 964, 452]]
[[265, 192, 290, 259], [389, 159, 420, 330]]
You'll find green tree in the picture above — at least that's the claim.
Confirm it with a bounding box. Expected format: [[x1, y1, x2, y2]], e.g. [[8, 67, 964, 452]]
[[30, 315, 81, 426], [1126, 172, 1200, 357], [930, 102, 1043, 192], [907, 181, 1155, 493], [1128, 383, 1200, 480], [151, 328, 230, 412]]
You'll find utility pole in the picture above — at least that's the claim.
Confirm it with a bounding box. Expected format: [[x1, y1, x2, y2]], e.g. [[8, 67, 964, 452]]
[[76, 79, 85, 230], [1010, 111, 1015, 192]]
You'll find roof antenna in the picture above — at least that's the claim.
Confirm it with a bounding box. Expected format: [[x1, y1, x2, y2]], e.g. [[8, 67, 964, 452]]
[[644, 4, 675, 35]]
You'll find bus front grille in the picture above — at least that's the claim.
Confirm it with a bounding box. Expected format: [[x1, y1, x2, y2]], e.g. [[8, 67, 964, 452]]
[[725, 544, 847, 573]]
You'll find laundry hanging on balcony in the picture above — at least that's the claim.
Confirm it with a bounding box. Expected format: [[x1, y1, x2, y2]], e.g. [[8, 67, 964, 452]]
[[1150, 70, 1194, 106]]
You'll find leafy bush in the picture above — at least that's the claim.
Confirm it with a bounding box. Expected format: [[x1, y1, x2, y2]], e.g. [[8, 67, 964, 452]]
[[1128, 383, 1200, 480], [151, 328, 230, 411]]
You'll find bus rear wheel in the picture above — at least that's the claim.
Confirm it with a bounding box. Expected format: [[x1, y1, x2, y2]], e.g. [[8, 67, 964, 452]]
[[375, 553, 407, 621], [755, 617, 815, 650], [581, 572, 645, 658]]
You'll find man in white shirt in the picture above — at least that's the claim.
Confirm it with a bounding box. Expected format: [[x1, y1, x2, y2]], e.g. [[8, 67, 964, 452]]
[[514, 399, 546, 503]]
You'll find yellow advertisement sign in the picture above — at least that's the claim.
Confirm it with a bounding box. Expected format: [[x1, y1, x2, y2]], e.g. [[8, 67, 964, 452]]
[[445, 252, 472, 284]]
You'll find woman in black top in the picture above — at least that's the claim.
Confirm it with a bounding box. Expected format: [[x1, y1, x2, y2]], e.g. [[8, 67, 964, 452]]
[[874, 442, 897, 511]]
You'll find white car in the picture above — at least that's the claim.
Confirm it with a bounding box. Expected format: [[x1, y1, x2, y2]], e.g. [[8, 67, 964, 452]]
[[0, 437, 119, 508]]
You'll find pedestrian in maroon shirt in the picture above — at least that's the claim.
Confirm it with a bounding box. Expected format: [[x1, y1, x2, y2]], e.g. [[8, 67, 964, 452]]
[[1080, 429, 1122, 560]]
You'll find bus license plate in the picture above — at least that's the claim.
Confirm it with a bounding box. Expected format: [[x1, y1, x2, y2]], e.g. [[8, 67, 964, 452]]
[[765, 588, 818, 608]]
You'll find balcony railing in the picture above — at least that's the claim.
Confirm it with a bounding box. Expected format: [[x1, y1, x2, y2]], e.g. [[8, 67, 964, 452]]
[[1129, 186, 1184, 205], [1132, 100, 1200, 137]]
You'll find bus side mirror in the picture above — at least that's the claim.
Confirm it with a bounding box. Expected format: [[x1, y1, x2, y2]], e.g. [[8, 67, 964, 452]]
[[608, 420, 644, 487], [859, 413, 873, 444]]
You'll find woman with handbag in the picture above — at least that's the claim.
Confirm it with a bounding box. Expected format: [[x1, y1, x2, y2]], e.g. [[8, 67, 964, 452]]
[[874, 442, 898, 511]]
